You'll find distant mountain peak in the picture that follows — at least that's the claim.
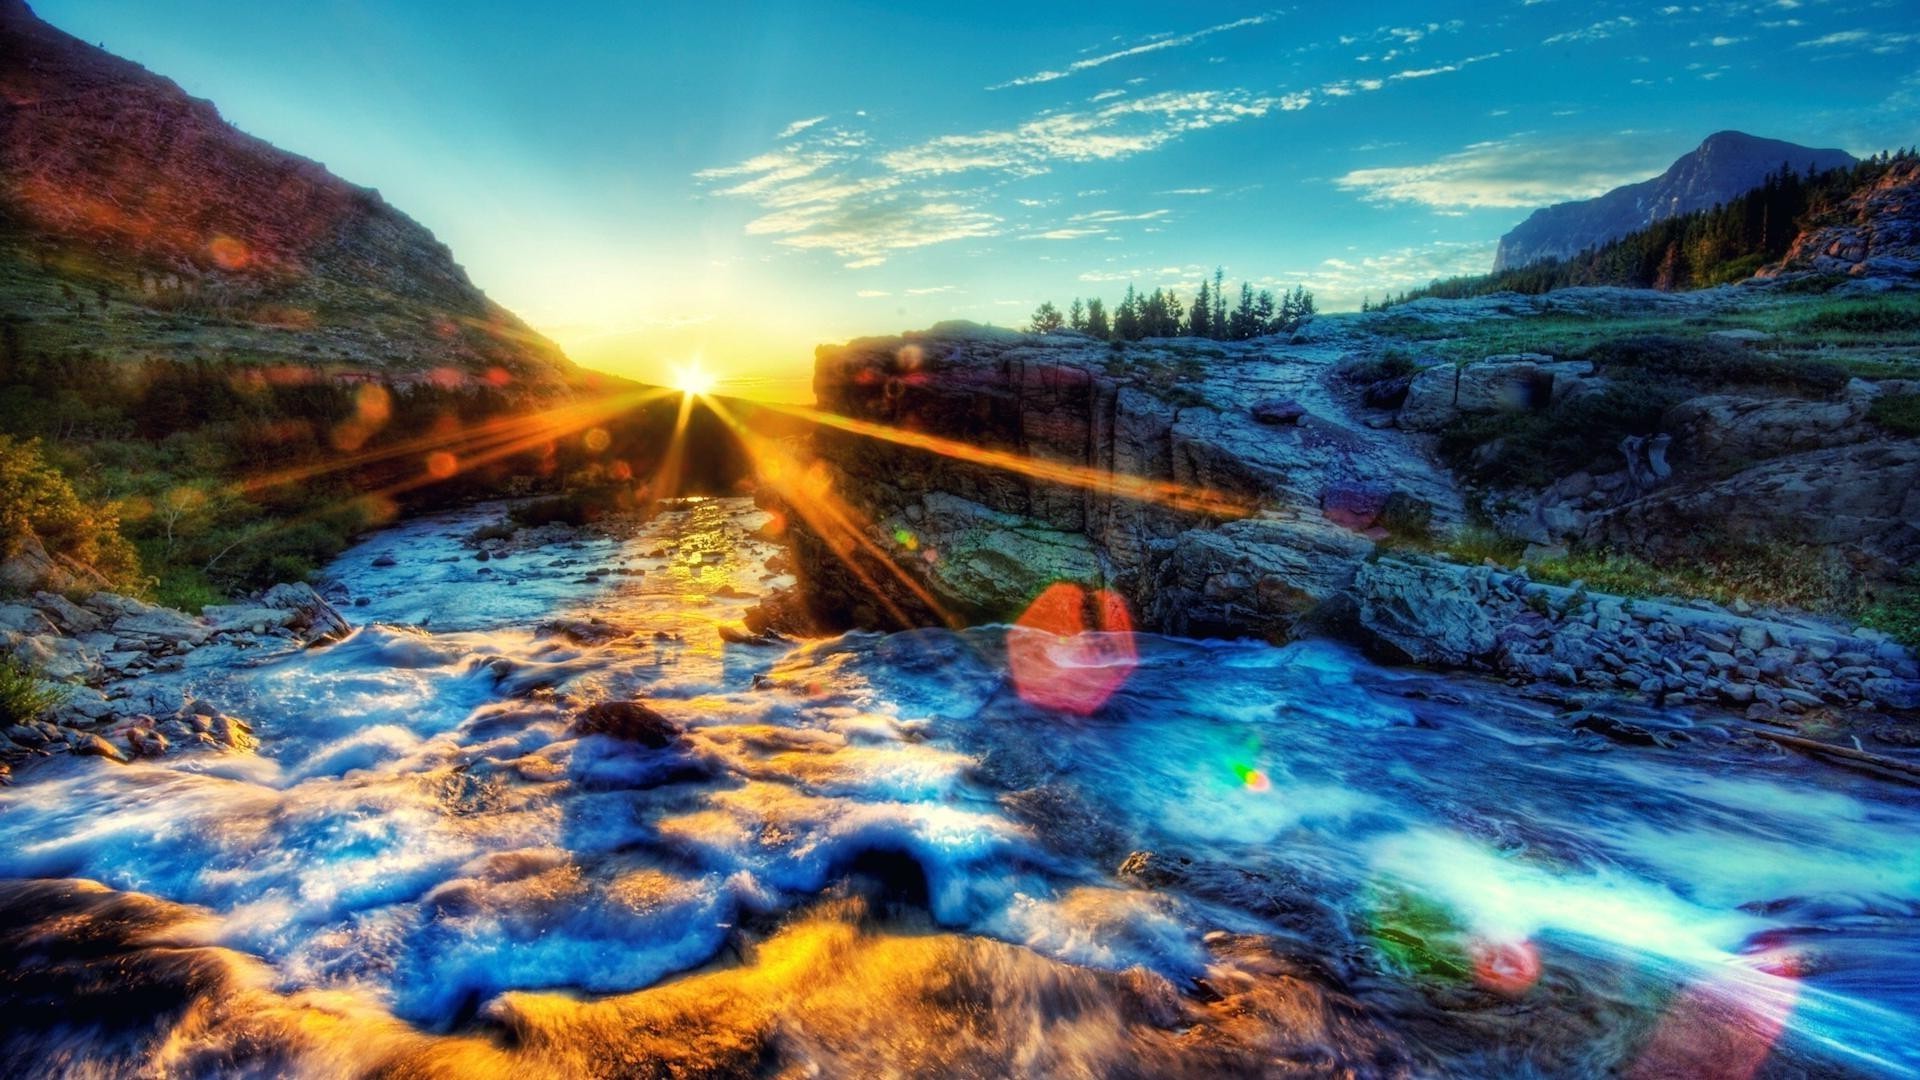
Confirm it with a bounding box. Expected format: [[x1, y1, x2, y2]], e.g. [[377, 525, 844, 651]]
[[1493, 132, 1856, 272]]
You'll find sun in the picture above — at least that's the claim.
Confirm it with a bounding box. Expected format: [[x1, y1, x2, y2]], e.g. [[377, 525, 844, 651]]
[[672, 360, 716, 397]]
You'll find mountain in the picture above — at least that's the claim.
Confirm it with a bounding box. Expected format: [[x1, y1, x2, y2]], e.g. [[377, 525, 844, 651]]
[[0, 0, 575, 391], [1493, 131, 1856, 272]]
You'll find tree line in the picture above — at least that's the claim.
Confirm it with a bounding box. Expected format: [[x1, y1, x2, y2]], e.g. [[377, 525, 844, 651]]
[[1029, 268, 1315, 341], [1368, 149, 1920, 308]]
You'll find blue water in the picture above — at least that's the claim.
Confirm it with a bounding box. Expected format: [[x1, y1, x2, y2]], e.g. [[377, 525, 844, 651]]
[[2, 497, 1918, 1077]]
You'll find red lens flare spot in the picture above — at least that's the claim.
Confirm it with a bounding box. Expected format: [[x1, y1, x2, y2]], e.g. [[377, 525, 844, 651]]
[[1469, 938, 1541, 996], [1244, 768, 1272, 793], [1008, 583, 1138, 715], [609, 460, 634, 482], [583, 427, 612, 453], [207, 234, 250, 270], [485, 366, 512, 386], [425, 451, 459, 479]]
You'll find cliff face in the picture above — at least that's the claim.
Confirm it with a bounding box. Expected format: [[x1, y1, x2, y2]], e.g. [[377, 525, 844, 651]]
[[786, 323, 1461, 638], [1494, 132, 1855, 272], [0, 0, 574, 388]]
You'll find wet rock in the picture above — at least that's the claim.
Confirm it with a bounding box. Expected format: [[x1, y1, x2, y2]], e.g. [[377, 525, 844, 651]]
[[1251, 398, 1307, 425], [1117, 850, 1192, 887], [569, 701, 680, 747], [370, 553, 398, 568], [73, 734, 127, 762], [1570, 713, 1676, 748]]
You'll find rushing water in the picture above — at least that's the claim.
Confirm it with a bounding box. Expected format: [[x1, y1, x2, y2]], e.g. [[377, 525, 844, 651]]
[[3, 497, 1919, 1078]]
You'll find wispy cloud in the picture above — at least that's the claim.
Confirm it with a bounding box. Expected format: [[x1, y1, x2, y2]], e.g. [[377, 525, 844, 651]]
[[1795, 29, 1918, 53], [1543, 16, 1638, 45], [988, 14, 1274, 90], [1335, 133, 1674, 210], [778, 115, 828, 139]]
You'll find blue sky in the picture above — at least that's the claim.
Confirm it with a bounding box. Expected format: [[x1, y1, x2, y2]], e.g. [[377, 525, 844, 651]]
[[34, 0, 1920, 396]]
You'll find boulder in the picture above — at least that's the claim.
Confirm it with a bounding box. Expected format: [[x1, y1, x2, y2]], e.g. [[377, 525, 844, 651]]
[[569, 701, 681, 747], [1664, 390, 1875, 471], [1350, 559, 1498, 666], [1251, 398, 1307, 425], [258, 582, 352, 643], [202, 604, 299, 635], [1397, 365, 1460, 430]]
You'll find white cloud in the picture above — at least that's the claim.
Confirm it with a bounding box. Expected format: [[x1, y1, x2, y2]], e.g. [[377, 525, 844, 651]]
[[1157, 187, 1214, 195], [855, 289, 889, 297], [988, 14, 1274, 90], [905, 285, 957, 295], [778, 115, 828, 139], [1544, 16, 1638, 45], [1797, 30, 1866, 47], [1336, 133, 1675, 210]]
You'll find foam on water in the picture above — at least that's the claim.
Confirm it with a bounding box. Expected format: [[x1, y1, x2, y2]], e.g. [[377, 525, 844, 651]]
[[2, 497, 1919, 1076]]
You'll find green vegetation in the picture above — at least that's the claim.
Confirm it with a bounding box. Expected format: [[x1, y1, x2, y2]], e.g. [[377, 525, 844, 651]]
[[1868, 390, 1920, 436], [1369, 151, 1918, 305], [0, 435, 139, 589], [1526, 542, 1853, 615], [1335, 349, 1419, 384], [1860, 572, 1920, 648], [0, 343, 551, 607], [0, 656, 64, 727]]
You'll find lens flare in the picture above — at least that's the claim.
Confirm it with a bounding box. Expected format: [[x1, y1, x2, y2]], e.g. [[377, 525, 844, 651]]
[[1008, 583, 1138, 715], [673, 361, 716, 397]]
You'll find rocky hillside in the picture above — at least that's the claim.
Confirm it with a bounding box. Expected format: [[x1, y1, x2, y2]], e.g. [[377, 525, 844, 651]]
[[776, 284, 1920, 720], [1494, 131, 1854, 272], [0, 0, 574, 389], [1768, 156, 1920, 279]]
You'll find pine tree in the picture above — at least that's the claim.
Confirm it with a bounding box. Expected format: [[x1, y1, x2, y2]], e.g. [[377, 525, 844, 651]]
[[1211, 267, 1227, 339], [1086, 297, 1110, 340], [1068, 298, 1087, 332], [1115, 285, 1141, 341], [1229, 282, 1256, 340], [1189, 281, 1211, 339], [1253, 290, 1275, 335], [1029, 301, 1064, 333]]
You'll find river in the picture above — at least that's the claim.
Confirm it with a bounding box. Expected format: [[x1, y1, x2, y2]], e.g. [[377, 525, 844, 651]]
[[2, 497, 1917, 1077]]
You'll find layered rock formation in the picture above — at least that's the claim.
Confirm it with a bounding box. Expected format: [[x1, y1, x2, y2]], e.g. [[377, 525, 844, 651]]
[[789, 323, 1459, 638], [1494, 131, 1854, 271], [0, 0, 575, 388]]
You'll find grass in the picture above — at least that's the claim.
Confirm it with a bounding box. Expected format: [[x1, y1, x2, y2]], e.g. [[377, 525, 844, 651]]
[[1525, 542, 1855, 615], [1365, 291, 1920, 380], [1868, 391, 1920, 437], [1859, 569, 1920, 648], [0, 656, 64, 727]]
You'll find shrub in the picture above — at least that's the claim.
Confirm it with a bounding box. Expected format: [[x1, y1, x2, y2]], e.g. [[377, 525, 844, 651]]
[[1867, 391, 1920, 437], [1439, 375, 1680, 487], [1575, 334, 1850, 395], [1860, 568, 1920, 648], [0, 656, 63, 727], [1336, 349, 1419, 384], [0, 435, 139, 588]]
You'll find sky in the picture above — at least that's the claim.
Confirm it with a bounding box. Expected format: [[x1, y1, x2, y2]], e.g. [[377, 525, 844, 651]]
[[33, 0, 1920, 398]]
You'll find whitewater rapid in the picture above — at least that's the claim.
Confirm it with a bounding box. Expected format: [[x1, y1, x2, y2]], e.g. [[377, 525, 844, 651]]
[[2, 497, 1918, 1077]]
